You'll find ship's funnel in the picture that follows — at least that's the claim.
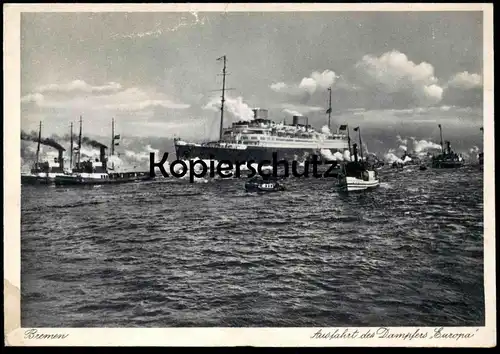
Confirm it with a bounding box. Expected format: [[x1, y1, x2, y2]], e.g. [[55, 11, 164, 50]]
[[352, 143, 359, 162], [252, 108, 268, 120], [292, 115, 309, 127], [99, 146, 107, 169], [445, 141, 451, 154], [58, 149, 64, 170]]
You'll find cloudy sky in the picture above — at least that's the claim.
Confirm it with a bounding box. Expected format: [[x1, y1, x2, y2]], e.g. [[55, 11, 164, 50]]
[[20, 10, 484, 156]]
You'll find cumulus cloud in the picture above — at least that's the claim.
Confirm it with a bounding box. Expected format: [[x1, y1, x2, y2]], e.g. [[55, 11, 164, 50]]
[[270, 82, 288, 92], [353, 50, 443, 106], [447, 71, 482, 90], [280, 103, 323, 115], [270, 70, 338, 95], [36, 80, 123, 94], [21, 93, 44, 104], [21, 81, 190, 112], [442, 71, 483, 107], [269, 51, 482, 114]]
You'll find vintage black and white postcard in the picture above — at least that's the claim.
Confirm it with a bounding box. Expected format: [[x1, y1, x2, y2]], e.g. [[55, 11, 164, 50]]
[[4, 3, 495, 347]]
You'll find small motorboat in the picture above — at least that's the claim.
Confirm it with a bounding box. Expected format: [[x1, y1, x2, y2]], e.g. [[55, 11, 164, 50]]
[[337, 143, 379, 193], [244, 175, 285, 193]]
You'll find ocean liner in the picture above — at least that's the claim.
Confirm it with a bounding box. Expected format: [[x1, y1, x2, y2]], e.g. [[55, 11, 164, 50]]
[[174, 55, 351, 163]]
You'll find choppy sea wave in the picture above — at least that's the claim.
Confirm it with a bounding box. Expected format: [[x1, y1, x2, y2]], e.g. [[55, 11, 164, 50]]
[[21, 165, 484, 327]]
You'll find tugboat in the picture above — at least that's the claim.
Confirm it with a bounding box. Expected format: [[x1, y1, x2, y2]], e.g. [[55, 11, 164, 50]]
[[337, 140, 380, 193], [21, 121, 66, 185], [54, 116, 152, 186], [54, 158, 152, 186], [431, 124, 464, 168], [244, 175, 285, 193]]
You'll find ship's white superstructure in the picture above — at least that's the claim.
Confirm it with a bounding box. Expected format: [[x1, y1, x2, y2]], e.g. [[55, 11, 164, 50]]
[[175, 109, 350, 151]]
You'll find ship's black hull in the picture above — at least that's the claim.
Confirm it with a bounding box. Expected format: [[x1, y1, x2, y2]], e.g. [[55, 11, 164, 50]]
[[54, 172, 153, 186], [175, 144, 344, 163], [432, 161, 464, 168], [21, 175, 52, 185]]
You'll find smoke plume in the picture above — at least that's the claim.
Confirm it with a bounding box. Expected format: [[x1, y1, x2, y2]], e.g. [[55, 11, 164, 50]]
[[20, 130, 66, 151], [203, 95, 254, 122]]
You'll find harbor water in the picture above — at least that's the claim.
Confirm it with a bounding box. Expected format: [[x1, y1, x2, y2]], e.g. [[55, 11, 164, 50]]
[[21, 165, 485, 327]]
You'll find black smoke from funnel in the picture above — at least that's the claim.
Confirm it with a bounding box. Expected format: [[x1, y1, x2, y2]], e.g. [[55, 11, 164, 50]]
[[48, 132, 108, 149], [81, 137, 107, 149], [58, 150, 64, 170], [20, 130, 66, 151], [352, 143, 359, 163]]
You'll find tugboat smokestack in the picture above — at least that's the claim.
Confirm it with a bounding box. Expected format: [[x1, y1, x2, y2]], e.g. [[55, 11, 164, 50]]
[[100, 146, 107, 169], [352, 143, 359, 163], [58, 149, 64, 171]]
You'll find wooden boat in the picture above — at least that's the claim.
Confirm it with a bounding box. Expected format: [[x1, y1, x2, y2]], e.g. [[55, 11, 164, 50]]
[[337, 142, 379, 193], [337, 163, 380, 192]]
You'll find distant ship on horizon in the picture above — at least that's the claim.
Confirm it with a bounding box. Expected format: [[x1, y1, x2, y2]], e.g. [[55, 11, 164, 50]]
[[431, 124, 465, 168]]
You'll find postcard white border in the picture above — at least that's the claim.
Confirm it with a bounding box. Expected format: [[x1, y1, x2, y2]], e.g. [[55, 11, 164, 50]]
[[3, 3, 496, 347]]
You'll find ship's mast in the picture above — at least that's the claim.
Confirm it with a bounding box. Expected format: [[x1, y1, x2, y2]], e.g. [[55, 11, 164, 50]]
[[357, 127, 364, 160], [438, 124, 444, 153], [77, 115, 82, 166], [111, 118, 115, 156], [110, 118, 116, 170], [217, 55, 227, 141], [327, 87, 332, 131], [69, 122, 73, 169], [35, 121, 42, 169], [347, 126, 352, 157]]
